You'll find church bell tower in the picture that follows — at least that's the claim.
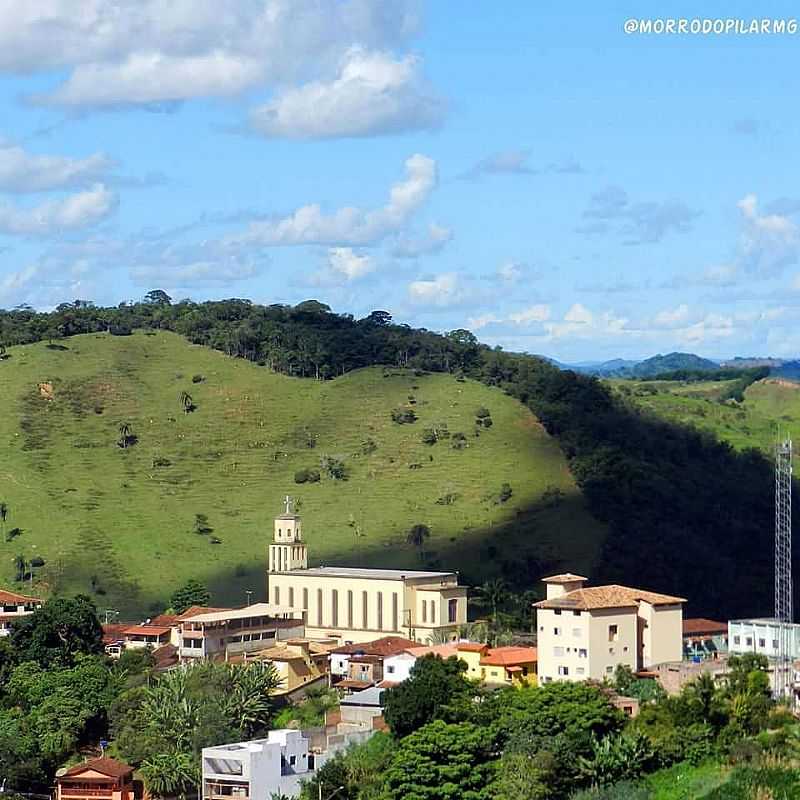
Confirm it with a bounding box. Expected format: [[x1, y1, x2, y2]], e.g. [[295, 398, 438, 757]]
[[268, 495, 308, 574]]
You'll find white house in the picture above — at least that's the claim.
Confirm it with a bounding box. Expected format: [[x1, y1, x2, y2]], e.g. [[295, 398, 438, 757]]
[[729, 618, 800, 660], [202, 730, 326, 800], [0, 589, 42, 636]]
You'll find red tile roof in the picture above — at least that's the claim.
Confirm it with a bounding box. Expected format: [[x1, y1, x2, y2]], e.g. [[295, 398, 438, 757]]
[[102, 623, 131, 643], [62, 757, 133, 779], [0, 589, 42, 605], [122, 625, 172, 637], [535, 584, 686, 611], [541, 573, 588, 584], [683, 618, 727, 636], [479, 646, 538, 667], [150, 613, 178, 627], [152, 644, 179, 670], [456, 642, 489, 653], [332, 636, 418, 657]]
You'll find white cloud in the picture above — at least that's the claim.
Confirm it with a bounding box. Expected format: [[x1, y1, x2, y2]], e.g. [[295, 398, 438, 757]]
[[508, 304, 551, 325], [327, 247, 375, 281], [737, 193, 799, 275], [235, 154, 436, 246], [392, 222, 452, 258], [0, 184, 116, 236], [497, 261, 523, 283], [652, 304, 690, 328], [5, 0, 425, 124], [408, 272, 462, 307], [0, 141, 113, 192], [250, 46, 443, 139]]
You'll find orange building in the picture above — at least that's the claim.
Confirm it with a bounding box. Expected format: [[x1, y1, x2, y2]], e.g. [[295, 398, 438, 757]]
[[56, 758, 141, 800]]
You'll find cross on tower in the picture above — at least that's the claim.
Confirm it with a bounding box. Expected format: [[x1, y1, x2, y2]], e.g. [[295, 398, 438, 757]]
[[284, 494, 293, 515]]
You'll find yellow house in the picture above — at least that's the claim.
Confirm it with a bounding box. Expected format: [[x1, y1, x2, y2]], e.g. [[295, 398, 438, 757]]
[[242, 637, 335, 696], [266, 497, 468, 644], [455, 643, 538, 686], [534, 573, 685, 683]]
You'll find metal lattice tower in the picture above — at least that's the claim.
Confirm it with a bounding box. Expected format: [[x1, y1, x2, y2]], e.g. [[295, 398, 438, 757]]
[[775, 437, 793, 700], [776, 438, 793, 623]]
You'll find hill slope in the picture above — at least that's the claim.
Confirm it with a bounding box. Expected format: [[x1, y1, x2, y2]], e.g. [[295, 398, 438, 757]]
[[0, 331, 604, 616]]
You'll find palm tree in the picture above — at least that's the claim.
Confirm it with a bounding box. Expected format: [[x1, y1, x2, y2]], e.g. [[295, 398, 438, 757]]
[[180, 391, 194, 414], [476, 578, 508, 643], [117, 422, 131, 448], [139, 753, 197, 800], [14, 554, 26, 583], [0, 502, 7, 542], [406, 523, 431, 561]]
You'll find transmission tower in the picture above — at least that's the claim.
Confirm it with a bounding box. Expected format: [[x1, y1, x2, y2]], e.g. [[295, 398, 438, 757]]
[[775, 437, 793, 700]]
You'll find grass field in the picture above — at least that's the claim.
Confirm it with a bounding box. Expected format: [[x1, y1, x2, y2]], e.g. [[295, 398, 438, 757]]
[[611, 377, 800, 459], [0, 331, 604, 617]]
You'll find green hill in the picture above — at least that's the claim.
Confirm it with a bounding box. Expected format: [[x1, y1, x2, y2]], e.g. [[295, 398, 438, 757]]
[[0, 331, 604, 616], [611, 376, 800, 457]]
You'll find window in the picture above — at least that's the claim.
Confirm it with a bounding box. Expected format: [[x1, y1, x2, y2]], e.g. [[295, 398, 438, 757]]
[[363, 591, 369, 629], [623, 646, 629, 653], [733, 635, 740, 644], [608, 624, 618, 642], [393, 593, 399, 631], [387, 665, 395, 674], [573, 610, 581, 616], [606, 665, 614, 674], [317, 589, 323, 626], [377, 592, 383, 630], [554, 609, 562, 615], [759, 638, 765, 648], [422, 600, 427, 623], [289, 755, 296, 767], [347, 591, 354, 629], [746, 637, 752, 646], [553, 646, 564, 656], [609, 647, 615, 655], [303, 588, 309, 611], [288, 587, 294, 607], [274, 586, 280, 605], [578, 648, 587, 658], [332, 590, 339, 627], [572, 628, 581, 637], [448, 598, 458, 623], [553, 627, 561, 636], [430, 599, 435, 624], [558, 665, 569, 676], [773, 639, 779, 649], [182, 637, 201, 649], [576, 667, 585, 675]]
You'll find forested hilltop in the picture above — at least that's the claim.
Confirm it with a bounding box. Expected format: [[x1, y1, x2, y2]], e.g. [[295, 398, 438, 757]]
[[0, 294, 787, 619]]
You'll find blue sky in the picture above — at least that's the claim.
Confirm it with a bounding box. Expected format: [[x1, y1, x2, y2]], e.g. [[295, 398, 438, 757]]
[[1, 2, 800, 361]]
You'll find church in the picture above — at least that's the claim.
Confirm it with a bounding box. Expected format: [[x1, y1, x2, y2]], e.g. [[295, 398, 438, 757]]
[[267, 498, 468, 644]]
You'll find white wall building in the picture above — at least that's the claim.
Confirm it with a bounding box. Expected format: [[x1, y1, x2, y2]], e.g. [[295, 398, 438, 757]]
[[728, 618, 800, 660], [534, 573, 685, 683], [202, 730, 325, 800], [0, 589, 42, 636]]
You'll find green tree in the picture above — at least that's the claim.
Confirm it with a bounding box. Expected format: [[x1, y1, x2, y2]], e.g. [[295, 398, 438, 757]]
[[170, 579, 211, 614], [179, 390, 195, 414], [475, 578, 508, 640], [9, 595, 104, 669], [117, 421, 134, 448], [384, 720, 497, 800], [144, 290, 173, 306], [383, 654, 475, 738], [406, 523, 431, 561], [139, 752, 197, 799], [0, 501, 7, 541]]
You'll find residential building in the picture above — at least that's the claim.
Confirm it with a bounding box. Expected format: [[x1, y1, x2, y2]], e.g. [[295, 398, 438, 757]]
[[728, 618, 800, 660], [237, 638, 334, 696], [177, 603, 303, 661], [534, 573, 685, 683], [683, 618, 728, 660], [202, 730, 326, 800], [123, 623, 173, 650], [330, 636, 417, 682], [266, 497, 468, 644], [460, 643, 538, 686], [337, 686, 387, 729], [56, 758, 140, 800], [383, 643, 461, 683], [0, 588, 42, 635], [102, 623, 130, 658]]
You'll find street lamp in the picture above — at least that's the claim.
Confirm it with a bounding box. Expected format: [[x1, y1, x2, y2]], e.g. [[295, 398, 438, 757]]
[[319, 785, 345, 800], [245, 589, 253, 607]]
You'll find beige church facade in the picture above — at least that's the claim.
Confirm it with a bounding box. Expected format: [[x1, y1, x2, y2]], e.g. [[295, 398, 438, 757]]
[[267, 499, 467, 644]]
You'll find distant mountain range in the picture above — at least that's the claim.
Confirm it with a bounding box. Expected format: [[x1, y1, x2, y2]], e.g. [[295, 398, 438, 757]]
[[541, 351, 800, 380]]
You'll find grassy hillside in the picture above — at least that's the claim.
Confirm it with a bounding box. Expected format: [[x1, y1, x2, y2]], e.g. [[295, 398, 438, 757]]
[[611, 377, 800, 458], [0, 331, 604, 616]]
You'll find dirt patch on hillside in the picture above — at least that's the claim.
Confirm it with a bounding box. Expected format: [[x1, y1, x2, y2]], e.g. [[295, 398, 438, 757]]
[[763, 379, 800, 390], [38, 382, 54, 401], [515, 412, 546, 433]]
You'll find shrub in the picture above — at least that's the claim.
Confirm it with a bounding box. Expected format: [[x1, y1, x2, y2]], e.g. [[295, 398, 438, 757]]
[[391, 407, 417, 424], [498, 483, 513, 503], [481, 416, 493, 428], [360, 438, 377, 455], [191, 374, 205, 383], [451, 432, 467, 450], [30, 556, 45, 568], [435, 493, 459, 506], [421, 429, 438, 446], [294, 468, 321, 484], [320, 456, 346, 480], [475, 406, 491, 419]]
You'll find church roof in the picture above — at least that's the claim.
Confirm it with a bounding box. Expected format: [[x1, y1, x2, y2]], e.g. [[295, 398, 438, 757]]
[[282, 566, 457, 581]]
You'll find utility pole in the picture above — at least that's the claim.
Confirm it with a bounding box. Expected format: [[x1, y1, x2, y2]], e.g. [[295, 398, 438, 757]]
[[775, 437, 793, 701]]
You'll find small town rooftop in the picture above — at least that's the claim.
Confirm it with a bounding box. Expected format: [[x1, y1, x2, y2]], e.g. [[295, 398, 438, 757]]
[[535, 584, 686, 611], [282, 566, 456, 581], [177, 602, 297, 624]]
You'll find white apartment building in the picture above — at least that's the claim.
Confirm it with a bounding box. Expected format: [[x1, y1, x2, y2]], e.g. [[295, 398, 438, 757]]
[[266, 498, 467, 644], [728, 618, 800, 660], [534, 573, 685, 683], [202, 730, 325, 800], [177, 603, 304, 661], [0, 589, 42, 635]]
